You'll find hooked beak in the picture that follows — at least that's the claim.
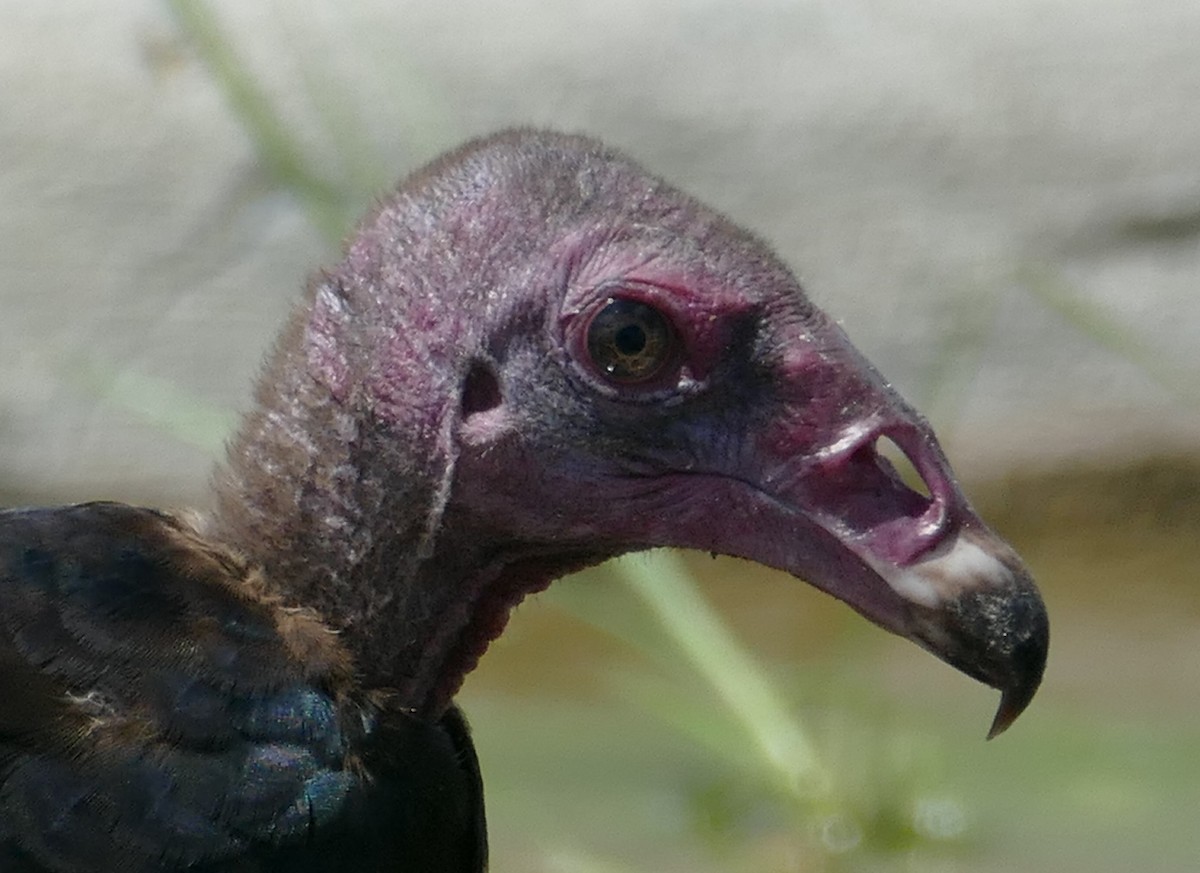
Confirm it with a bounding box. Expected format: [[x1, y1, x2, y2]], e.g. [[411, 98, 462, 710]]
[[899, 527, 1048, 739], [897, 522, 1046, 738], [789, 418, 1048, 738], [676, 328, 1049, 736], [636, 407, 1048, 736]]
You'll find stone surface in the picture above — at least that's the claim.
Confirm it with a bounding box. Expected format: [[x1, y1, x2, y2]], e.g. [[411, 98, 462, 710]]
[[2, 0, 1198, 503]]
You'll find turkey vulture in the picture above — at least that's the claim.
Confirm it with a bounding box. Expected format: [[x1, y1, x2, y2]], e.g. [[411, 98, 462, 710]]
[[0, 130, 1047, 872]]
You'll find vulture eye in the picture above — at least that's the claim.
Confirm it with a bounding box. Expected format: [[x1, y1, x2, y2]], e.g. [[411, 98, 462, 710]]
[[585, 297, 677, 384]]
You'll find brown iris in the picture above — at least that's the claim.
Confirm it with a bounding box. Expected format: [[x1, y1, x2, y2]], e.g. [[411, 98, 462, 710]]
[[585, 297, 675, 384]]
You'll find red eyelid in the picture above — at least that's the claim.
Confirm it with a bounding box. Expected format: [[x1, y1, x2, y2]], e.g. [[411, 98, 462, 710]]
[[566, 281, 725, 390], [610, 281, 731, 381]]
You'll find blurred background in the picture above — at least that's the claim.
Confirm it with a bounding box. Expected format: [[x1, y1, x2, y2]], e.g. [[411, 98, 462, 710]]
[[2, 1, 1198, 870]]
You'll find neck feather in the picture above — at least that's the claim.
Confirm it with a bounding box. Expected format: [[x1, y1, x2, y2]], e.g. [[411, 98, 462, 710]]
[[207, 309, 587, 712]]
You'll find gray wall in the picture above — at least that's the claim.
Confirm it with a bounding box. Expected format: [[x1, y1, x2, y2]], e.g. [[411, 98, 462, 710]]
[[3, 0, 1198, 504]]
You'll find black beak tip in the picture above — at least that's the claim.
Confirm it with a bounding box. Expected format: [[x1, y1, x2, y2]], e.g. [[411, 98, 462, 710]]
[[985, 607, 1049, 739], [988, 694, 1026, 740], [912, 578, 1049, 740]]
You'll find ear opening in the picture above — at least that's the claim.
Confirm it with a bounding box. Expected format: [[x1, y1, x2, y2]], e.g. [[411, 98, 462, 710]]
[[461, 360, 503, 419], [417, 360, 503, 560]]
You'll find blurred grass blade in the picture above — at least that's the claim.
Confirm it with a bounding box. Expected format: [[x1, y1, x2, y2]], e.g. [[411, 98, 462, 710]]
[[164, 0, 351, 240], [602, 665, 769, 773], [265, 2, 387, 202], [612, 551, 831, 800], [1017, 262, 1200, 406], [66, 360, 236, 455], [917, 285, 999, 439]]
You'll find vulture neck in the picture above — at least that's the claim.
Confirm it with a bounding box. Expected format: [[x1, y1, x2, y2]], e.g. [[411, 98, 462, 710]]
[[209, 312, 583, 714]]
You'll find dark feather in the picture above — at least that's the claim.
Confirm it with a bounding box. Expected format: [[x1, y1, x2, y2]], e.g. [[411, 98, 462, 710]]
[[0, 504, 483, 872]]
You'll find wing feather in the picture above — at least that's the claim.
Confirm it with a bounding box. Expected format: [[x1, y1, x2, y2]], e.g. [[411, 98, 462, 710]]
[[0, 503, 484, 872]]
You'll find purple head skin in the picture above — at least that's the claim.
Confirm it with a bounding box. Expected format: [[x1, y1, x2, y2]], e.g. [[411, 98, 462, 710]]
[[215, 130, 1047, 738]]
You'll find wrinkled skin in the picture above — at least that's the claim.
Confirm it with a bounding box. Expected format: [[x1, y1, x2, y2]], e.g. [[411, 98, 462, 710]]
[[0, 131, 1046, 871]]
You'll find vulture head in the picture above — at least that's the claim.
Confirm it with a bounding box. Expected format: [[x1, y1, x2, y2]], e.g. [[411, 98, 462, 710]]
[[215, 129, 1047, 738]]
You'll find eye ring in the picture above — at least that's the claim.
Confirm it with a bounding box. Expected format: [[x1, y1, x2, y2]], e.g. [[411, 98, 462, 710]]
[[585, 297, 677, 384]]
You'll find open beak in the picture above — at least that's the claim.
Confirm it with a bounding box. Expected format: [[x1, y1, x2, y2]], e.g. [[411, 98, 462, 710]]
[[781, 416, 1048, 738], [670, 320, 1049, 736]]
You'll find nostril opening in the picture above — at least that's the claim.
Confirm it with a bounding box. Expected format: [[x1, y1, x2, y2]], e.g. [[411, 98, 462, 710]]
[[875, 435, 933, 500]]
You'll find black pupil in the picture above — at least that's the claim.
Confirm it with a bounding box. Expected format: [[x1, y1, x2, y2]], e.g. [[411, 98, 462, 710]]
[[614, 324, 647, 355], [585, 297, 674, 384]]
